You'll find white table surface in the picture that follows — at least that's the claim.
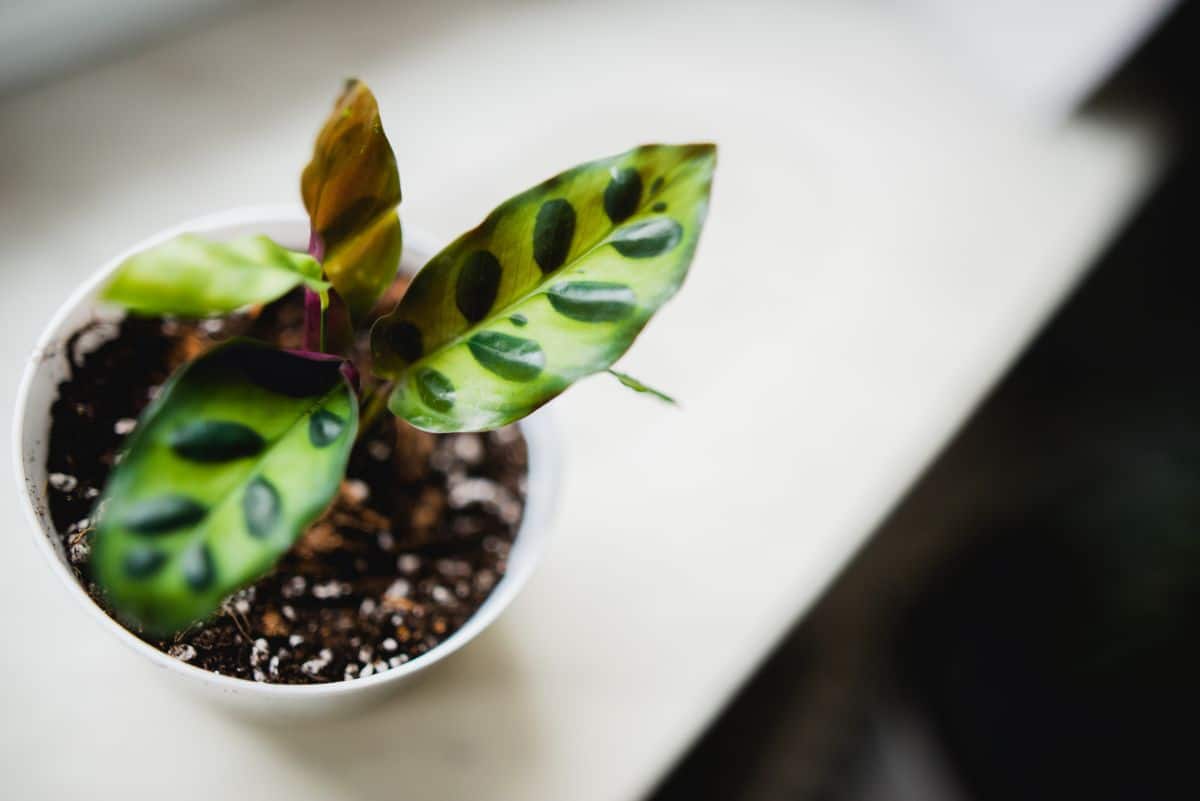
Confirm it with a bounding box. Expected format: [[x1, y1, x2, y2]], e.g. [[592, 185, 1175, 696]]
[[0, 1, 1163, 799]]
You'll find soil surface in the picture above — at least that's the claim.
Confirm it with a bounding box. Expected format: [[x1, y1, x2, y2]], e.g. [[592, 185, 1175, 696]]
[[45, 289, 527, 684]]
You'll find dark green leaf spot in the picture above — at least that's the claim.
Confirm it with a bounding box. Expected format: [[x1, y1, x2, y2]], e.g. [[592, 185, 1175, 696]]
[[416, 367, 456, 412], [309, 409, 346, 447], [547, 281, 636, 322], [509, 313, 528, 327], [652, 202, 667, 212], [611, 217, 683, 259], [243, 476, 281, 539], [603, 167, 642, 224], [122, 495, 207, 534], [455, 250, 502, 322], [533, 199, 576, 273], [385, 320, 423, 363], [224, 346, 343, 398], [168, 420, 265, 463], [467, 331, 546, 382], [124, 546, 166, 579], [650, 176, 664, 193], [181, 543, 215, 591]]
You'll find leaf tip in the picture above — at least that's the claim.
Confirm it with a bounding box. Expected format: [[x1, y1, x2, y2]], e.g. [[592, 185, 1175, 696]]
[[608, 370, 679, 406]]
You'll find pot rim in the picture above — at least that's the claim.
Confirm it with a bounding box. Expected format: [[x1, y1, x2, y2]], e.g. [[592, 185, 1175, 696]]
[[11, 205, 559, 699]]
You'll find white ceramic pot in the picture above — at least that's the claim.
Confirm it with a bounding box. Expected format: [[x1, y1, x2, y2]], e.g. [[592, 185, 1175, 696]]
[[12, 206, 559, 716]]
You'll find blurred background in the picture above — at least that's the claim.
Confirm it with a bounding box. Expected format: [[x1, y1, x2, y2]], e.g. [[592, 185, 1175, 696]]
[[652, 6, 1199, 800], [0, 1, 1194, 799]]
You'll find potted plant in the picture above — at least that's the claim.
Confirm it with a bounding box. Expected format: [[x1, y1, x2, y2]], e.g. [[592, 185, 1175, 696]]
[[13, 80, 715, 710]]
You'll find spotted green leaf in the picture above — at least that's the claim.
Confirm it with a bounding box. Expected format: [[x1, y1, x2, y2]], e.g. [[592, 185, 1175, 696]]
[[90, 340, 357, 635], [371, 143, 715, 431], [100, 234, 327, 317], [301, 79, 402, 319]]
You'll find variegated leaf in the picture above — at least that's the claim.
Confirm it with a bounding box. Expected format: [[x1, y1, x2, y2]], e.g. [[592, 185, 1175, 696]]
[[371, 143, 715, 431], [90, 340, 358, 635]]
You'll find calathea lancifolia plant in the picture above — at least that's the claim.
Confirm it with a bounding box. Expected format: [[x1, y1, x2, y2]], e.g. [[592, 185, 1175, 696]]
[[89, 79, 716, 635]]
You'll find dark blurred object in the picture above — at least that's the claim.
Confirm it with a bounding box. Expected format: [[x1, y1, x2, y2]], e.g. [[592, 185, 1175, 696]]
[[651, 4, 1199, 800], [902, 16, 1200, 793], [904, 443, 1200, 801]]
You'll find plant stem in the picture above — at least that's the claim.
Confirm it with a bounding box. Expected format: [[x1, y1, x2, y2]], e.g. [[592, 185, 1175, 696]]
[[358, 380, 395, 436], [304, 229, 327, 353], [303, 288, 322, 351]]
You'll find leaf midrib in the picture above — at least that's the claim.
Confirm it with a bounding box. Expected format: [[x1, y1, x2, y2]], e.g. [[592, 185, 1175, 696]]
[[140, 380, 349, 557], [184, 381, 348, 551]]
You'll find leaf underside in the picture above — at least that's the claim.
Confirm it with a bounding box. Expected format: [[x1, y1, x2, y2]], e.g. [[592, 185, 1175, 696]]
[[90, 340, 358, 636], [371, 142, 715, 432], [100, 234, 325, 317], [301, 79, 403, 319]]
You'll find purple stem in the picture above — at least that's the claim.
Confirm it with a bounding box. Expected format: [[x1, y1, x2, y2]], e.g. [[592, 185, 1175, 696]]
[[307, 229, 326, 262], [283, 348, 342, 361], [303, 229, 326, 352], [297, 230, 357, 391], [303, 288, 322, 352]]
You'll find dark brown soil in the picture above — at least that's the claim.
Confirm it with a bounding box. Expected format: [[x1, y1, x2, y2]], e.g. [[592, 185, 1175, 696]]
[[44, 290, 527, 684]]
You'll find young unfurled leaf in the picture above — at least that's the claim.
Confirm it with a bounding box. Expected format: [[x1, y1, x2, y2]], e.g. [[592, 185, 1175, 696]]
[[90, 340, 358, 635], [371, 143, 715, 431], [607, 369, 677, 405], [322, 211, 402, 319], [301, 79, 402, 319], [100, 235, 327, 317]]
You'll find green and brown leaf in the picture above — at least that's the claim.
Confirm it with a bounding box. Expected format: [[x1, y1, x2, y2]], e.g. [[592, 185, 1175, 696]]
[[301, 79, 403, 318], [100, 234, 327, 317], [371, 143, 715, 431], [90, 340, 358, 635]]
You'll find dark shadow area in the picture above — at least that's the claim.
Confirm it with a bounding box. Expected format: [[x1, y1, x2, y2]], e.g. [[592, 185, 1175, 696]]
[[649, 4, 1199, 800]]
